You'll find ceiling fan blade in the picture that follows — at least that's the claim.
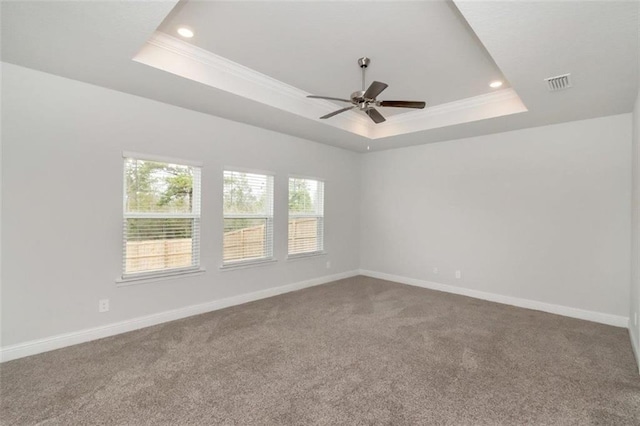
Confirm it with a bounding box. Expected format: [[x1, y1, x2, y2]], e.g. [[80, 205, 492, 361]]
[[307, 95, 352, 103], [363, 81, 388, 100], [320, 106, 356, 119], [365, 108, 386, 124], [379, 100, 426, 109]]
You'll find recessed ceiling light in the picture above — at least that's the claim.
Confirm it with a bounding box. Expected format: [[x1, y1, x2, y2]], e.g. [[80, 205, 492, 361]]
[[489, 80, 503, 88], [177, 27, 194, 38]]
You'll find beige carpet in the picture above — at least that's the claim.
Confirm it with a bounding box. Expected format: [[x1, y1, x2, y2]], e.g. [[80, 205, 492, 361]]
[[1, 276, 639, 425]]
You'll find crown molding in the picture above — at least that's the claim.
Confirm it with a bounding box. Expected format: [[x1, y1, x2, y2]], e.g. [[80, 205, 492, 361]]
[[371, 88, 528, 139], [134, 31, 527, 140], [135, 32, 372, 138], [383, 88, 522, 125]]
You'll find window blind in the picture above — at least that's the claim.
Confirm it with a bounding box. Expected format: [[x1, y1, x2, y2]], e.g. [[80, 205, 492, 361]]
[[288, 177, 324, 255], [223, 170, 274, 265], [122, 156, 201, 278]]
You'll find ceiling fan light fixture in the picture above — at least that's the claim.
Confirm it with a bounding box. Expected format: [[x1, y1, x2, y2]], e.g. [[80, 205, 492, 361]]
[[177, 27, 194, 38], [489, 80, 503, 88]]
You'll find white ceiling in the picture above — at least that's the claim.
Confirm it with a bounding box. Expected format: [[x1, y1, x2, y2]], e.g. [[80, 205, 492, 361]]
[[1, 1, 638, 152], [158, 1, 508, 114]]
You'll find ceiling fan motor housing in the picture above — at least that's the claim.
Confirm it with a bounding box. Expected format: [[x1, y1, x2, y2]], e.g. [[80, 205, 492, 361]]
[[350, 90, 367, 108]]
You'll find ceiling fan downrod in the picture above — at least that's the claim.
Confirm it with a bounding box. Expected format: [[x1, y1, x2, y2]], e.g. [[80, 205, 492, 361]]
[[358, 56, 370, 92]]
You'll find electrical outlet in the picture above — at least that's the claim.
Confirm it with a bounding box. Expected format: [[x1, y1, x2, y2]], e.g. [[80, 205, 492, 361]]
[[433, 267, 438, 274], [326, 261, 331, 269], [98, 299, 109, 313], [455, 270, 461, 279]]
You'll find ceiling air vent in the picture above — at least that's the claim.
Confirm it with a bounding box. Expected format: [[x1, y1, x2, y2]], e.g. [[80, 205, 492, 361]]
[[544, 73, 572, 91]]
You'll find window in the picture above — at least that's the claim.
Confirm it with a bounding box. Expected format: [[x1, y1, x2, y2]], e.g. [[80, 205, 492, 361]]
[[223, 170, 274, 266], [288, 177, 324, 256], [122, 154, 201, 279]]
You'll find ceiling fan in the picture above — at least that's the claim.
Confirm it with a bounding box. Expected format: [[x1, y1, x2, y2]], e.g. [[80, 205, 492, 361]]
[[307, 57, 426, 124]]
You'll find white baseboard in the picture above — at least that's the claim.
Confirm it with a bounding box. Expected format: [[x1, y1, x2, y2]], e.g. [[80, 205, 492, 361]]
[[359, 269, 629, 328], [630, 328, 640, 374], [0, 270, 358, 363]]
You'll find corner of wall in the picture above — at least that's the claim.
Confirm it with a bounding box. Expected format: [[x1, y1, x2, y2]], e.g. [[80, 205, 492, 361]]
[[630, 59, 640, 373]]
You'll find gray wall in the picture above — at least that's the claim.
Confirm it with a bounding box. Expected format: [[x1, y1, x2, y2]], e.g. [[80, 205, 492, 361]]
[[1, 62, 636, 357], [631, 75, 640, 368], [360, 114, 632, 318], [1, 63, 361, 347]]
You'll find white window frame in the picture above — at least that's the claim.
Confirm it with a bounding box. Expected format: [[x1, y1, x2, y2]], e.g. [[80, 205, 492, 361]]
[[221, 168, 275, 269], [287, 175, 325, 259], [119, 152, 203, 284]]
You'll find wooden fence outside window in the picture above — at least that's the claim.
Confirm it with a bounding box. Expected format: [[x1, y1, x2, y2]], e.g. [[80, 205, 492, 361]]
[[125, 218, 319, 272]]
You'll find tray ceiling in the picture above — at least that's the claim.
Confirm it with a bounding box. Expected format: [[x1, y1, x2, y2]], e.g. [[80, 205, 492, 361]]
[[1, 0, 637, 151], [139, 0, 526, 138], [158, 1, 509, 111]]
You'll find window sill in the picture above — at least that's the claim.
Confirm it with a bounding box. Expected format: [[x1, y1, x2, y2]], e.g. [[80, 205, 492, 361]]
[[220, 258, 277, 271], [116, 268, 206, 287], [286, 251, 327, 261]]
